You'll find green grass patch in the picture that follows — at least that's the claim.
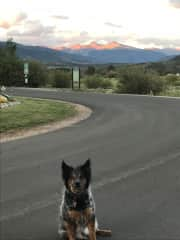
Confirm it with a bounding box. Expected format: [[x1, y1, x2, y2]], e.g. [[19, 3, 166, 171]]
[[0, 97, 77, 133]]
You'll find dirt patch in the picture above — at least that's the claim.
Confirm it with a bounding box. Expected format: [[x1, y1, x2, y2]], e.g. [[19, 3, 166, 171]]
[[0, 102, 92, 143]]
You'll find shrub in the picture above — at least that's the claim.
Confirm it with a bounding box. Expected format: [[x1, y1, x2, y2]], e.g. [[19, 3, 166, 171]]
[[0, 40, 24, 86], [107, 65, 115, 71], [165, 74, 179, 86], [174, 80, 180, 86], [115, 78, 123, 93], [106, 71, 118, 78], [149, 76, 166, 95], [84, 75, 102, 88], [51, 70, 72, 88], [28, 61, 47, 87], [100, 78, 113, 89], [0, 57, 24, 86], [117, 66, 165, 95], [84, 75, 113, 89], [86, 66, 96, 75]]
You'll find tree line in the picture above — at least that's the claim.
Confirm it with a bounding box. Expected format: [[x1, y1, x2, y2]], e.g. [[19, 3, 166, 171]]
[[1, 39, 179, 95]]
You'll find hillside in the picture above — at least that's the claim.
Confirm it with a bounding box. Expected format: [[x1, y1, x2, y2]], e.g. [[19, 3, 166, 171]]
[[0, 41, 92, 65], [0, 41, 179, 64], [59, 41, 167, 64], [147, 55, 180, 75]]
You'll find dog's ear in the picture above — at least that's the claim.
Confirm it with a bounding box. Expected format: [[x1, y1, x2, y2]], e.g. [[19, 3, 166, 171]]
[[82, 158, 91, 169], [81, 159, 91, 187], [61, 160, 73, 182]]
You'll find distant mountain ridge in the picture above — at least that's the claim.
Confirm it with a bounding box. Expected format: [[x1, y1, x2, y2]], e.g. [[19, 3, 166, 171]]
[[54, 41, 180, 63], [55, 41, 134, 51], [0, 41, 180, 64], [0, 41, 92, 65]]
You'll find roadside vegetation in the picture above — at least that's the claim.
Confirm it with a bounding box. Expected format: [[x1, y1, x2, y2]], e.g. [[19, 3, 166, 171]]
[[0, 97, 77, 133], [0, 39, 180, 97]]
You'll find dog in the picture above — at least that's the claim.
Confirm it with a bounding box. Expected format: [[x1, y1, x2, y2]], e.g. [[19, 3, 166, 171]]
[[58, 159, 112, 240]]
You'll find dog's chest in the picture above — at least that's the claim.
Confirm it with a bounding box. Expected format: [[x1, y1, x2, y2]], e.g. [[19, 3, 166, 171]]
[[68, 209, 90, 225], [71, 196, 90, 210], [61, 190, 95, 224], [65, 191, 93, 211]]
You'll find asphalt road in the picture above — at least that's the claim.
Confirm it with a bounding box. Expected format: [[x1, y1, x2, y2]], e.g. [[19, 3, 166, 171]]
[[1, 88, 180, 240]]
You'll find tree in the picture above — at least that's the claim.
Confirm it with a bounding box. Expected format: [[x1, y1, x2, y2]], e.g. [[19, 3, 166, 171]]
[[5, 38, 17, 57], [51, 70, 72, 88], [28, 61, 47, 87], [107, 65, 115, 71], [0, 39, 24, 86], [86, 66, 96, 75]]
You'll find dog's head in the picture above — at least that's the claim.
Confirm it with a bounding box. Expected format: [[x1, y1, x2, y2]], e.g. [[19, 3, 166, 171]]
[[61, 159, 91, 194]]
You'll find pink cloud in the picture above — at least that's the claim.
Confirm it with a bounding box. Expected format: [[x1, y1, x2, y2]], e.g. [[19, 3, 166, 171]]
[[0, 12, 27, 29], [0, 21, 11, 29]]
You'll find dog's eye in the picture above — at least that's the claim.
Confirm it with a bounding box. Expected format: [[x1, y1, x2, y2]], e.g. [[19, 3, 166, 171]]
[[71, 176, 76, 181]]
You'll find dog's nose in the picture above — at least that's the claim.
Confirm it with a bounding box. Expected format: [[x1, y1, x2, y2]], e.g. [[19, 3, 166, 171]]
[[75, 181, 80, 187]]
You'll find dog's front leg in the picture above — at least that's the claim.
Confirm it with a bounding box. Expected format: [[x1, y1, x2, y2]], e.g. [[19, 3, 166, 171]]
[[85, 209, 96, 240], [87, 222, 96, 240], [64, 221, 76, 240]]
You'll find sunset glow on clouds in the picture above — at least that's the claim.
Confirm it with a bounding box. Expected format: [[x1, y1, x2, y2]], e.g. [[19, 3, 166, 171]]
[[0, 0, 179, 49]]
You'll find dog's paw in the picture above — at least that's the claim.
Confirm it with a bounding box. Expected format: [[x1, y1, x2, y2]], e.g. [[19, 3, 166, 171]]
[[58, 229, 67, 240], [76, 231, 88, 240]]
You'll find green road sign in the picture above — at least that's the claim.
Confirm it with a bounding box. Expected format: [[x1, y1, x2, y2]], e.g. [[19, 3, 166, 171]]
[[24, 63, 29, 75], [72, 67, 80, 89]]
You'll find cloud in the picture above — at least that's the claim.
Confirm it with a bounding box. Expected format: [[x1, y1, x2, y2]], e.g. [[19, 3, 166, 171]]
[[15, 12, 27, 23], [0, 12, 27, 29], [0, 21, 11, 29], [51, 15, 69, 20], [104, 22, 122, 28], [7, 20, 57, 46], [169, 0, 180, 8], [137, 37, 180, 48], [60, 31, 90, 45], [24, 20, 55, 36], [80, 31, 89, 37]]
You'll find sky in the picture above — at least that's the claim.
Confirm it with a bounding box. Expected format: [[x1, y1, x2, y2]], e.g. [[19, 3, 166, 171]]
[[0, 0, 180, 49]]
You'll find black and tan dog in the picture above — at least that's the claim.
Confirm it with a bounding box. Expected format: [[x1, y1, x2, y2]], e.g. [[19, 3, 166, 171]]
[[58, 159, 112, 240]]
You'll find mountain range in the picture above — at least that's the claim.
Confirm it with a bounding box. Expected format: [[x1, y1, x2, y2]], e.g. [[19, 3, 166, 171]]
[[0, 41, 180, 65], [0, 41, 92, 65]]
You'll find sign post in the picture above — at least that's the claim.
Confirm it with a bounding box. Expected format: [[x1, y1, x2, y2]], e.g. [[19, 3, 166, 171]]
[[24, 63, 29, 85], [72, 67, 80, 89]]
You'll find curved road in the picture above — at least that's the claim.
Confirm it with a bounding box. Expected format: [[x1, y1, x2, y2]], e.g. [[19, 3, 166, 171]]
[[1, 88, 180, 240]]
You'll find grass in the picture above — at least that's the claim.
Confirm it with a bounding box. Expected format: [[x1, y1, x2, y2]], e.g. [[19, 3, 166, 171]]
[[160, 86, 180, 97], [0, 97, 77, 133]]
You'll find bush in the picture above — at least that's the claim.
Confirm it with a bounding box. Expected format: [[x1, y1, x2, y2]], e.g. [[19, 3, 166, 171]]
[[28, 61, 47, 87], [115, 78, 123, 93], [0, 57, 24, 86], [100, 78, 113, 89], [86, 66, 96, 75], [84, 75, 102, 88], [165, 74, 179, 86], [107, 65, 115, 71], [149, 76, 166, 95], [174, 80, 180, 86], [84, 75, 113, 89], [0, 40, 24, 86], [51, 70, 72, 88], [117, 66, 165, 95]]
